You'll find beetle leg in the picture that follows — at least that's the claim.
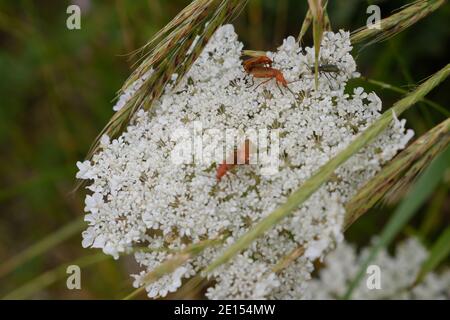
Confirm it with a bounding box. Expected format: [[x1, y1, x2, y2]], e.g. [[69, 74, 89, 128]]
[[276, 82, 284, 95], [254, 78, 273, 90], [322, 72, 333, 87], [245, 75, 255, 88]]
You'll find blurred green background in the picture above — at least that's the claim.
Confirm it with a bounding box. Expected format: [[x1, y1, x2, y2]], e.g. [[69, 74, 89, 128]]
[[0, 0, 449, 299]]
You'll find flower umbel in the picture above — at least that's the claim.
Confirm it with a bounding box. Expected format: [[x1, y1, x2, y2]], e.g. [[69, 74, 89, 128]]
[[77, 25, 413, 299]]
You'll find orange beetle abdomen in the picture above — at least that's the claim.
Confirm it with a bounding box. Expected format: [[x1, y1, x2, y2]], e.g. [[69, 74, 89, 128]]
[[274, 70, 288, 86], [247, 67, 288, 87], [216, 163, 232, 182]]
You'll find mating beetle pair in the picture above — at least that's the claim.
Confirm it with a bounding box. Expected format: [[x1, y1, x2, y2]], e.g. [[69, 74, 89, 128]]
[[243, 54, 340, 93], [215, 55, 341, 183]]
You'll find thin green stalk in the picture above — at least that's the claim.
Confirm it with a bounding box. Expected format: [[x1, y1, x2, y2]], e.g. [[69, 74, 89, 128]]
[[272, 246, 305, 273], [323, 5, 331, 31], [351, 0, 446, 45], [308, 0, 324, 89], [419, 185, 448, 236], [345, 117, 450, 227], [297, 0, 330, 42], [297, 8, 312, 44], [1, 246, 171, 300], [361, 77, 450, 117], [0, 217, 85, 279], [172, 0, 248, 90], [389, 39, 434, 129], [2, 253, 109, 300], [414, 226, 450, 285], [383, 134, 450, 205], [127, 0, 215, 70], [200, 64, 450, 277], [123, 235, 227, 300]]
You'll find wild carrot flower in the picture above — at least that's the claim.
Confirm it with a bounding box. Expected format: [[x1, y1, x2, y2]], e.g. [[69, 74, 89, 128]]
[[306, 238, 450, 299], [77, 25, 413, 299]]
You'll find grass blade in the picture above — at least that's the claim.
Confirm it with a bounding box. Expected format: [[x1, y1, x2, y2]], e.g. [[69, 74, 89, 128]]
[[123, 235, 227, 300], [297, 8, 312, 44], [2, 253, 109, 299], [85, 0, 248, 160], [360, 77, 450, 117], [351, 0, 446, 46], [308, 0, 324, 89], [343, 144, 450, 299], [345, 117, 450, 227], [414, 226, 450, 285], [276, 118, 449, 275], [0, 217, 85, 279], [196, 64, 450, 280]]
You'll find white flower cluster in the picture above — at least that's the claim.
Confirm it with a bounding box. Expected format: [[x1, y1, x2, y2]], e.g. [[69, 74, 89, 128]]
[[112, 70, 153, 112], [306, 238, 450, 299], [206, 254, 281, 300], [132, 250, 195, 298], [77, 25, 414, 299]]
